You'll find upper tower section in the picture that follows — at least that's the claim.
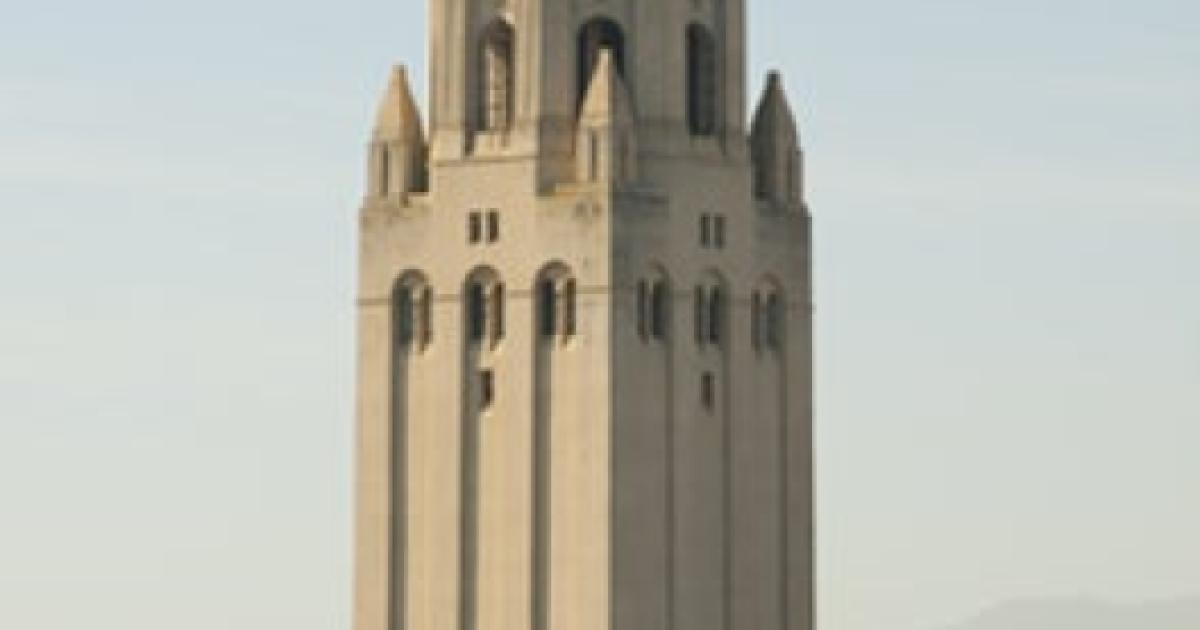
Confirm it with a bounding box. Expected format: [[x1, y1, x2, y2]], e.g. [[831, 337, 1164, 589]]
[[366, 0, 806, 209], [427, 0, 749, 174]]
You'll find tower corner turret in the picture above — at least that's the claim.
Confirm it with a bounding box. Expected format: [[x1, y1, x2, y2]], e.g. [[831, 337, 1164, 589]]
[[750, 71, 804, 210], [366, 65, 427, 204], [575, 49, 638, 188]]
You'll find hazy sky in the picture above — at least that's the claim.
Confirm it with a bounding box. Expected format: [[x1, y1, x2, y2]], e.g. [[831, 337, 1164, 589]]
[[1, 1, 1197, 629]]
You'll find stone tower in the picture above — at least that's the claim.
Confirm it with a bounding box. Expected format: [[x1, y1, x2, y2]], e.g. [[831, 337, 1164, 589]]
[[354, 2, 812, 630]]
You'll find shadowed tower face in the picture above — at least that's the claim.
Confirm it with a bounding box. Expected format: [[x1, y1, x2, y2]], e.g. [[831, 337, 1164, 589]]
[[354, 2, 812, 630]]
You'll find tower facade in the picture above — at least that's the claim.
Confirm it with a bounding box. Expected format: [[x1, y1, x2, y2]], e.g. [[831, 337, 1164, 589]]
[[355, 2, 812, 630]]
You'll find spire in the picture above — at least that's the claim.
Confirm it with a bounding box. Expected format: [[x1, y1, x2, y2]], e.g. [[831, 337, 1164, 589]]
[[374, 65, 424, 143], [579, 50, 635, 128], [576, 50, 638, 185], [368, 65, 427, 201], [752, 72, 799, 147], [751, 72, 803, 207]]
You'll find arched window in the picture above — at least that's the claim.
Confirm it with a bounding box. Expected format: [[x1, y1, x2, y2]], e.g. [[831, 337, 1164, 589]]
[[480, 20, 515, 132], [535, 265, 577, 343], [465, 271, 504, 347], [395, 274, 432, 351], [578, 18, 626, 108], [686, 24, 718, 136]]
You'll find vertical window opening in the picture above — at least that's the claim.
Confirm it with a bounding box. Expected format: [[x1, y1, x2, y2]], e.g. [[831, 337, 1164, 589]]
[[588, 131, 600, 181], [481, 21, 515, 132], [700, 214, 711, 247], [751, 292, 762, 350], [562, 279, 577, 338], [686, 24, 718, 136], [468, 283, 486, 342], [379, 147, 391, 197], [480, 369, 495, 409], [714, 215, 726, 249], [490, 283, 505, 343], [469, 212, 482, 244], [486, 210, 500, 243], [694, 285, 706, 345], [701, 371, 715, 410], [538, 279, 557, 338], [396, 286, 414, 346], [708, 287, 723, 345], [651, 281, 669, 340], [765, 293, 782, 350], [637, 280, 649, 339]]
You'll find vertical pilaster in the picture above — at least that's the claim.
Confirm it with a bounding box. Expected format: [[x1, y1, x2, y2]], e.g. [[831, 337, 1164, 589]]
[[722, 0, 747, 149], [431, 0, 470, 161], [354, 305, 395, 630]]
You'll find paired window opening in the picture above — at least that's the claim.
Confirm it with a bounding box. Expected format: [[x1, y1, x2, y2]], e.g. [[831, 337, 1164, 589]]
[[639, 272, 780, 354], [467, 279, 505, 346], [694, 284, 725, 347], [395, 280, 433, 351], [751, 289, 784, 351], [700, 213, 726, 249], [538, 276, 578, 342], [468, 210, 500, 245], [637, 278, 671, 342]]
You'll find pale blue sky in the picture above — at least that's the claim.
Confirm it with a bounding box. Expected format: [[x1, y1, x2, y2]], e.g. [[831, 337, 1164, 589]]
[[1, 1, 1197, 630]]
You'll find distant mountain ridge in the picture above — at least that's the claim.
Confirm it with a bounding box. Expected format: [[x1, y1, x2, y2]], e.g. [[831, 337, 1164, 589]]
[[934, 596, 1200, 630]]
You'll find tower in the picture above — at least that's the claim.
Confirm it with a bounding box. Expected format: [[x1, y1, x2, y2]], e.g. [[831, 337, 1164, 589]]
[[355, 2, 812, 630]]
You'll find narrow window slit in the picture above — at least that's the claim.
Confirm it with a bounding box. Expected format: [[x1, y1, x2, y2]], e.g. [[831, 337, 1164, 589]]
[[701, 371, 715, 410], [480, 369, 495, 409]]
